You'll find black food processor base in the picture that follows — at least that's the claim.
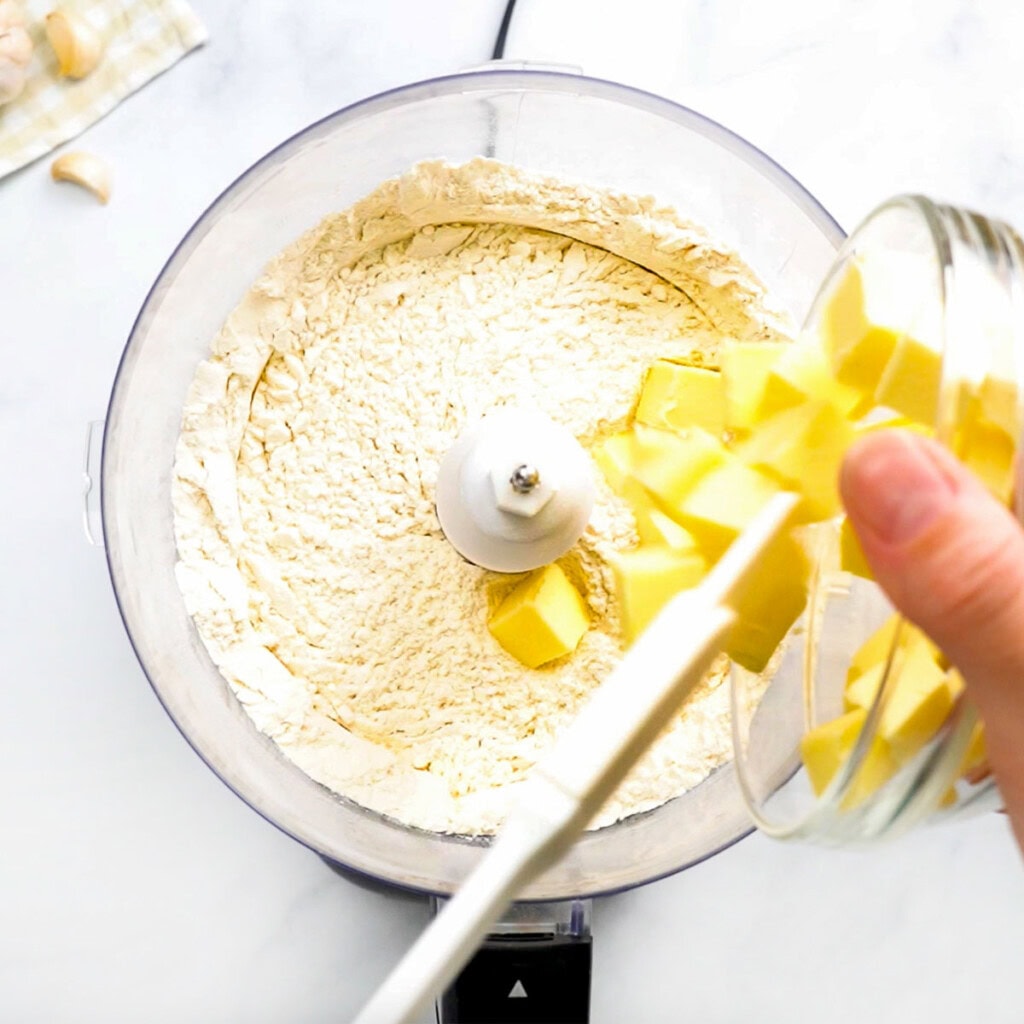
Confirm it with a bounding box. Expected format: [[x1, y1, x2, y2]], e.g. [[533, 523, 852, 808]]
[[436, 899, 592, 1024]]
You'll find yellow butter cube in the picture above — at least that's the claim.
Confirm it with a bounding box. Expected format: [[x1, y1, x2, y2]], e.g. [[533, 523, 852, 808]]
[[905, 626, 946, 669], [593, 432, 636, 493], [635, 360, 724, 435], [979, 375, 1020, 439], [725, 530, 809, 674], [720, 340, 789, 432], [800, 707, 897, 807], [844, 739, 898, 808], [632, 426, 730, 512], [611, 546, 707, 644], [488, 564, 589, 669], [861, 642, 955, 760], [847, 614, 902, 683], [958, 413, 1015, 503], [635, 505, 700, 550], [840, 518, 872, 579], [673, 460, 781, 559], [874, 334, 942, 426], [845, 661, 886, 711], [945, 666, 964, 697], [593, 432, 650, 511], [845, 631, 939, 705], [833, 322, 902, 394], [737, 400, 856, 522], [887, 679, 956, 761], [756, 342, 866, 421], [845, 626, 946, 707], [960, 720, 988, 778], [819, 261, 901, 393], [802, 709, 864, 795], [853, 410, 934, 439]]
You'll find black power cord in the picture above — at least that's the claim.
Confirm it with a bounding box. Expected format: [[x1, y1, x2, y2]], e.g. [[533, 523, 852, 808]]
[[491, 0, 518, 59]]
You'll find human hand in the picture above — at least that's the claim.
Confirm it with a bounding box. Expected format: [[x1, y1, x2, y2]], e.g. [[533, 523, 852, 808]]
[[841, 429, 1024, 855]]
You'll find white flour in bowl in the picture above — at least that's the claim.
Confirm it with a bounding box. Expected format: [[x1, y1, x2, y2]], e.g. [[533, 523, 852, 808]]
[[172, 159, 787, 835]]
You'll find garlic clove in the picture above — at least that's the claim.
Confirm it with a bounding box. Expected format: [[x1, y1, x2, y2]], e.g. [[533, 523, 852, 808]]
[[0, 0, 27, 29], [45, 8, 104, 79], [0, 24, 33, 65], [0, 59, 26, 105], [51, 151, 112, 204], [0, 0, 32, 106]]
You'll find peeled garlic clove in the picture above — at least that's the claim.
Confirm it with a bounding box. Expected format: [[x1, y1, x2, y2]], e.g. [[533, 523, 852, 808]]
[[0, 25, 33, 65], [0, 0, 32, 104], [45, 8, 104, 79], [0, 0, 27, 28], [51, 151, 112, 204], [0, 59, 25, 104]]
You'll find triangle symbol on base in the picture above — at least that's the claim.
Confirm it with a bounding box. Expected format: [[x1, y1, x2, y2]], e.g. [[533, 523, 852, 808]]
[[508, 979, 528, 999]]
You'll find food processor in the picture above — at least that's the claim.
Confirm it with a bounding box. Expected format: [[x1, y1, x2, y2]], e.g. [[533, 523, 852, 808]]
[[96, 67, 848, 1021], [353, 186, 1024, 1019]]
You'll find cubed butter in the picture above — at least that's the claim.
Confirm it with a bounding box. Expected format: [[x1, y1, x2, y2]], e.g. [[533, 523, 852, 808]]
[[844, 739, 899, 808], [958, 413, 1015, 503], [874, 334, 942, 426], [635, 505, 700, 550], [802, 708, 864, 795], [756, 341, 867, 421], [632, 426, 729, 511], [904, 627, 946, 671], [846, 614, 902, 683], [840, 517, 872, 579], [960, 720, 988, 778], [844, 660, 886, 712], [488, 563, 589, 668], [720, 340, 789, 432], [673, 460, 781, 559], [847, 642, 955, 760], [979, 375, 1020, 439], [819, 261, 901, 393], [611, 546, 707, 644], [853, 410, 934, 439], [846, 627, 945, 703], [888, 675, 957, 761], [635, 360, 724, 435], [843, 618, 937, 700], [593, 432, 650, 509], [737, 400, 856, 522], [945, 666, 964, 697], [593, 432, 636, 493], [725, 530, 809, 674], [800, 707, 897, 807]]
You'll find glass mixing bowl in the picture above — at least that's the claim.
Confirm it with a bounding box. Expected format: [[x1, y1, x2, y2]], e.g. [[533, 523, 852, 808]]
[[731, 195, 1023, 844], [102, 68, 843, 899]]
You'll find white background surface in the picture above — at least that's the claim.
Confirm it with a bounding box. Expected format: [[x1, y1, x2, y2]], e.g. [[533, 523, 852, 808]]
[[3, 1, 1024, 1021]]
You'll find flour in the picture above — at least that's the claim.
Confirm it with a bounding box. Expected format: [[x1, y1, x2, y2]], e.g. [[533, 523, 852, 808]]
[[173, 159, 787, 835]]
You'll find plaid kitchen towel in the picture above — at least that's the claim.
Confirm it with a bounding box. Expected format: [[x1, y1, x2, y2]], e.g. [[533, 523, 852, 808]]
[[0, 0, 205, 178]]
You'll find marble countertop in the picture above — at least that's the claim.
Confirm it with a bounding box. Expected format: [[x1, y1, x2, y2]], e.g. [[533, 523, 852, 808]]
[[3, 0, 1024, 1020]]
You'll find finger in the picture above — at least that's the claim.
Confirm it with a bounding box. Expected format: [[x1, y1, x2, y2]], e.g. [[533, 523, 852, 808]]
[[840, 429, 1024, 850]]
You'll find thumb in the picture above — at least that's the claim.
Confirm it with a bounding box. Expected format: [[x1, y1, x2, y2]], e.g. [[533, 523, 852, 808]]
[[840, 429, 1024, 848]]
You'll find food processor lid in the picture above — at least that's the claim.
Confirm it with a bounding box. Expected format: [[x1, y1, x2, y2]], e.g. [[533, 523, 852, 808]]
[[101, 66, 843, 900]]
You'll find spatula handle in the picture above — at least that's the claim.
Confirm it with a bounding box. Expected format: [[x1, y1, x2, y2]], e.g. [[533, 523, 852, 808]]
[[353, 602, 735, 1024]]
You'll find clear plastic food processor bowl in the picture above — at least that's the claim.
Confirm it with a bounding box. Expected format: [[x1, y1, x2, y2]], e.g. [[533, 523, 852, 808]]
[[101, 69, 843, 899]]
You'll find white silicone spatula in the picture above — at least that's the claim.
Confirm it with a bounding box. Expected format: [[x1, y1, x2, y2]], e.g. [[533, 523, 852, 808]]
[[353, 491, 801, 1024]]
